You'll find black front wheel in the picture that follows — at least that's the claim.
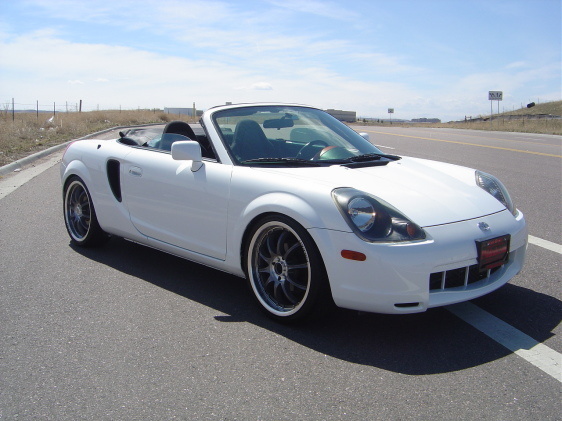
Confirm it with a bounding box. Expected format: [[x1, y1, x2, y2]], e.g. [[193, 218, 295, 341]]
[[63, 176, 108, 247], [245, 215, 330, 322]]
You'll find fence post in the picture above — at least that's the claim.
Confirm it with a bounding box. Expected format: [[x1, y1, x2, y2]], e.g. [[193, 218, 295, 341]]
[[12, 98, 15, 122]]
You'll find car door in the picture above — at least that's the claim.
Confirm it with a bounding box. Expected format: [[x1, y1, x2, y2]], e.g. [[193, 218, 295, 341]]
[[121, 147, 231, 260]]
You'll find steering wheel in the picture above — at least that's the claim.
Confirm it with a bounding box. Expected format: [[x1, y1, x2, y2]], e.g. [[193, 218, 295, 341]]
[[312, 146, 339, 161], [296, 140, 328, 160]]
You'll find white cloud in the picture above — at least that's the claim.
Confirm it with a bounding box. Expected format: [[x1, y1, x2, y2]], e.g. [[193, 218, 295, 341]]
[[251, 82, 273, 90], [1, 0, 559, 121], [2, 24, 557, 120], [267, 0, 359, 21]]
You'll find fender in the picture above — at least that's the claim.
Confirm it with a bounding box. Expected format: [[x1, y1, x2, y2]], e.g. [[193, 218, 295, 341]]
[[61, 159, 93, 192], [224, 190, 351, 274], [61, 145, 140, 239], [241, 191, 324, 229]]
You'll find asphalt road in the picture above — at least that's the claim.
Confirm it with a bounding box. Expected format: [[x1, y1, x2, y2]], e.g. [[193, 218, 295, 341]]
[[0, 127, 560, 420]]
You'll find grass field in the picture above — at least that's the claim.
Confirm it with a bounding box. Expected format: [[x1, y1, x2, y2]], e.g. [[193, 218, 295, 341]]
[[0, 101, 560, 167], [368, 100, 562, 135], [427, 100, 561, 134], [0, 109, 196, 166], [432, 117, 561, 134]]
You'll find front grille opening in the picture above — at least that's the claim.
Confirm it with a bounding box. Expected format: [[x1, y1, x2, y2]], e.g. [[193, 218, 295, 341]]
[[429, 264, 501, 291]]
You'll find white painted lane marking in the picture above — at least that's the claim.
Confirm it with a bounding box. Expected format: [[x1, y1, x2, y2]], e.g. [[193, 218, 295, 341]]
[[447, 302, 561, 383], [528, 235, 562, 254], [0, 153, 62, 200]]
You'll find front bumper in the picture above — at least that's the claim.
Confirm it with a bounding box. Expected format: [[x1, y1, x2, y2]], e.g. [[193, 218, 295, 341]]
[[309, 209, 527, 314]]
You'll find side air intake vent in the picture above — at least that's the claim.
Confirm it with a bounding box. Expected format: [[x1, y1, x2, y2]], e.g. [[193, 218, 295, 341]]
[[106, 159, 122, 202]]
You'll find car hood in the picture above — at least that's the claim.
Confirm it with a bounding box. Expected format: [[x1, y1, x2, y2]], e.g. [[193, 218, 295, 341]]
[[254, 157, 507, 227]]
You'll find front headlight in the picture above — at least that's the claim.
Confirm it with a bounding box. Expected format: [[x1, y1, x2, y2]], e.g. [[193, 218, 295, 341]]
[[332, 188, 426, 242], [475, 171, 517, 216]]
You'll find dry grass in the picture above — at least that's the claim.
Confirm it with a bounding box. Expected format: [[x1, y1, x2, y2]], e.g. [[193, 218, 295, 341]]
[[498, 100, 561, 116], [438, 100, 562, 135], [363, 100, 562, 136], [427, 117, 562, 135], [369, 118, 562, 135], [0, 109, 196, 166]]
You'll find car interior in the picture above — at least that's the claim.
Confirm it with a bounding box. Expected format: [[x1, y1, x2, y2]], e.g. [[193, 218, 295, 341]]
[[118, 121, 217, 160]]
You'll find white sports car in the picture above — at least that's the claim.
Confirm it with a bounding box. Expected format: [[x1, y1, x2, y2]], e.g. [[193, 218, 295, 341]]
[[61, 103, 528, 321]]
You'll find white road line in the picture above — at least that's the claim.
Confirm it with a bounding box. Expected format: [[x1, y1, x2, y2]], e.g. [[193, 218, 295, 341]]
[[528, 235, 562, 254], [447, 302, 562, 383], [0, 154, 62, 200]]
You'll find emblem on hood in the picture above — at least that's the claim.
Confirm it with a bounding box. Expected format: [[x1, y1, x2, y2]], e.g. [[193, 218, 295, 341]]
[[478, 222, 491, 231]]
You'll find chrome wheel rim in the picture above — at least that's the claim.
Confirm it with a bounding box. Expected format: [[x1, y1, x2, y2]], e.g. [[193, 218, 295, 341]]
[[250, 222, 311, 316], [65, 180, 92, 242]]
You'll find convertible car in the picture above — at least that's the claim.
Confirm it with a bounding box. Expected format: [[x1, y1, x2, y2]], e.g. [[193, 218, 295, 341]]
[[61, 103, 528, 321]]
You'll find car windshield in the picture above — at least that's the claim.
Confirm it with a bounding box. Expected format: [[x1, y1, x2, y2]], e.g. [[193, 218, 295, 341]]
[[212, 105, 389, 166]]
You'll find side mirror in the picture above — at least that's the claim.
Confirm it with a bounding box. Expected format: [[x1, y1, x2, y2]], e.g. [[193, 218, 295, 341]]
[[359, 132, 370, 141], [171, 141, 203, 172]]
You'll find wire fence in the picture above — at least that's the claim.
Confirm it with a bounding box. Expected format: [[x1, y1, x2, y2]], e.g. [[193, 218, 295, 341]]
[[2, 98, 165, 121]]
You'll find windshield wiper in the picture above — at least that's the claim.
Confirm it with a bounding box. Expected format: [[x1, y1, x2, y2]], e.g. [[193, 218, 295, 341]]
[[321, 153, 402, 167], [341, 153, 401, 163], [241, 157, 323, 166]]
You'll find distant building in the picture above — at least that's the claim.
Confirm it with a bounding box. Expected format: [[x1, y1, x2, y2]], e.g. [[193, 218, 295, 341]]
[[411, 117, 441, 123], [164, 107, 203, 117], [325, 109, 356, 122], [164, 107, 193, 116]]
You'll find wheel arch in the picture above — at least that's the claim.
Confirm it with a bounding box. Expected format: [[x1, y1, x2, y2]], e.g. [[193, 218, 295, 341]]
[[240, 211, 284, 275], [239, 211, 330, 285], [235, 192, 326, 271], [240, 191, 330, 230], [61, 159, 93, 194]]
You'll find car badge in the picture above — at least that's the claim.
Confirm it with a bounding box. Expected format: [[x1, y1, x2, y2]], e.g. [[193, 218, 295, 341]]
[[478, 222, 491, 231]]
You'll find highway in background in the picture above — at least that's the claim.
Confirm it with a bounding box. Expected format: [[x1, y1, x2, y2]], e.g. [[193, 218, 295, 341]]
[[0, 127, 560, 420]]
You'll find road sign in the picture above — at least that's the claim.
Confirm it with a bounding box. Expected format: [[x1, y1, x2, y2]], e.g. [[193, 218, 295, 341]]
[[388, 108, 394, 113], [488, 91, 504, 128], [488, 91, 503, 101]]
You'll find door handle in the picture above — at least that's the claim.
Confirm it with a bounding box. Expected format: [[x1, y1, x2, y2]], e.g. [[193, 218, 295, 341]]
[[129, 166, 142, 177]]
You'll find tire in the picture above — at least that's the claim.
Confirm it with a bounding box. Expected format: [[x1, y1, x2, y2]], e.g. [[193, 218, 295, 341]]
[[63, 176, 109, 247], [245, 215, 330, 322]]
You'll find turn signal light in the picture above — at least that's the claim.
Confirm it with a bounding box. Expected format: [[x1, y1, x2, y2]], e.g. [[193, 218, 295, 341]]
[[341, 250, 367, 261]]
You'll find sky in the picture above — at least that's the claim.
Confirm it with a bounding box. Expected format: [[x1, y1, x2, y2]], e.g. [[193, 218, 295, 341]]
[[0, 0, 560, 121]]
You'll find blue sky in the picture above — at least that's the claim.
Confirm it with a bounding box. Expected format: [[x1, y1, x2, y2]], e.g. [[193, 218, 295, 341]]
[[1, 0, 560, 121]]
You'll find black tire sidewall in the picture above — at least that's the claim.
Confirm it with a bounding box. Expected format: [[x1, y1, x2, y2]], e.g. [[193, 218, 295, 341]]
[[63, 176, 107, 247]]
